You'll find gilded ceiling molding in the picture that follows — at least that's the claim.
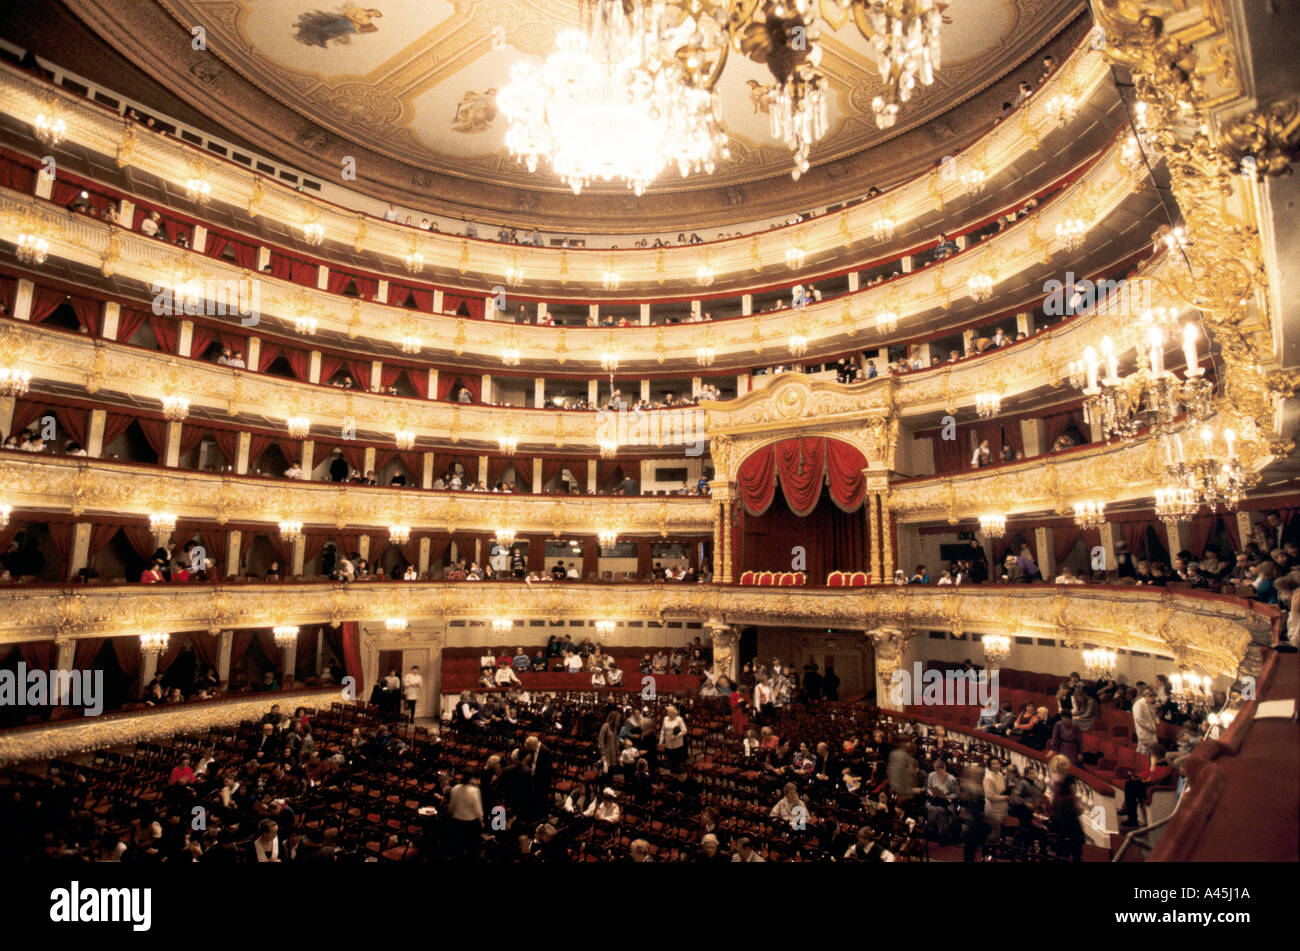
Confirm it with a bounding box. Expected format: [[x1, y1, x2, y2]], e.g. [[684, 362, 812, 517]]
[[0, 583, 1272, 677], [0, 456, 713, 538], [50, 0, 1089, 230], [0, 40, 1112, 291]]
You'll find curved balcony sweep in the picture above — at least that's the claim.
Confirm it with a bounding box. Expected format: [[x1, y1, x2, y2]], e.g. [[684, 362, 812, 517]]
[[0, 139, 1156, 376], [0, 582, 1273, 682], [0, 455, 713, 540], [0, 40, 1114, 294]]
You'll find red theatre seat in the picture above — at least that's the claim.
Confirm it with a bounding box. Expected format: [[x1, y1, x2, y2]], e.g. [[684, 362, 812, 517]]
[[758, 571, 775, 586], [739, 571, 755, 586], [849, 572, 868, 586], [828, 571, 845, 587], [778, 572, 795, 586]]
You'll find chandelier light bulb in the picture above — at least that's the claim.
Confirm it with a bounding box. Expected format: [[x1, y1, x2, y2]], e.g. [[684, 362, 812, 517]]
[[149, 513, 177, 534], [978, 515, 1006, 538], [278, 520, 303, 541], [15, 233, 50, 266], [982, 634, 1010, 665], [286, 415, 311, 439]]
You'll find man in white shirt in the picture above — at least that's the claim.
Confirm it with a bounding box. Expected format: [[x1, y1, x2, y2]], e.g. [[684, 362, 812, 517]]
[[228, 351, 246, 368], [731, 836, 765, 862], [402, 666, 423, 722], [383, 203, 399, 222], [565, 563, 580, 580], [495, 665, 521, 687], [1054, 566, 1085, 584], [447, 774, 484, 857], [283, 462, 304, 480], [1131, 688, 1159, 753], [564, 652, 583, 673]]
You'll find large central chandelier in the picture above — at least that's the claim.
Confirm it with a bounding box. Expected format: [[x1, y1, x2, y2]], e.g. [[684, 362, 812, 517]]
[[498, 1, 727, 196], [499, 1, 945, 187]]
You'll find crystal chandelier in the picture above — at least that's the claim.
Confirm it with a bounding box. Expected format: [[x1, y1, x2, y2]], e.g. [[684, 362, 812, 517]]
[[1169, 668, 1212, 713], [788, 334, 809, 358], [497, 1, 726, 195], [287, 415, 311, 439], [1164, 426, 1256, 513], [1044, 93, 1078, 126], [1075, 324, 1214, 442], [1082, 648, 1116, 680], [161, 395, 190, 421], [601, 350, 620, 372], [492, 618, 513, 633], [1154, 485, 1199, 527], [185, 178, 212, 204], [149, 512, 177, 534], [385, 618, 409, 633], [294, 315, 318, 336], [696, 346, 716, 367], [770, 63, 828, 179], [302, 221, 325, 246], [967, 273, 994, 302], [599, 439, 619, 459], [0, 369, 32, 397], [401, 335, 422, 355], [602, 270, 622, 291], [873, 217, 896, 241], [403, 251, 425, 275], [499, 434, 518, 455], [696, 265, 715, 287], [34, 112, 67, 147], [598, 528, 618, 547], [785, 243, 807, 269], [273, 625, 300, 648], [974, 392, 1001, 418], [978, 515, 1006, 538], [595, 619, 617, 636], [864, 0, 946, 129], [278, 521, 303, 541], [502, 347, 522, 367], [1072, 501, 1106, 530], [875, 310, 899, 334], [389, 524, 411, 545], [1055, 218, 1088, 252], [394, 430, 416, 451], [981, 634, 1010, 665], [140, 633, 170, 654], [959, 168, 987, 196], [495, 528, 517, 547], [15, 233, 49, 266], [0, 505, 10, 530]]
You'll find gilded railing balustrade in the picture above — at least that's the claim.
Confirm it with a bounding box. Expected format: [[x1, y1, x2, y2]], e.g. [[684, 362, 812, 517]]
[[0, 582, 1272, 679], [0, 455, 712, 537]]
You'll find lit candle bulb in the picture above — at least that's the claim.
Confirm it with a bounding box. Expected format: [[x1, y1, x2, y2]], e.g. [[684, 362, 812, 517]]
[[1201, 425, 1213, 444], [1148, 326, 1164, 375], [1083, 346, 1099, 391], [1183, 323, 1201, 376], [1100, 337, 1118, 383], [1224, 428, 1235, 457]]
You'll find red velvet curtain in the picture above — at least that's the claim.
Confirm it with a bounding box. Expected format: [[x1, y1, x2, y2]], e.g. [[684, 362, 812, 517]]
[[347, 360, 374, 390], [257, 342, 282, 373], [101, 413, 135, 453], [48, 523, 74, 576], [74, 638, 104, 670], [111, 637, 141, 679], [1119, 518, 1154, 561], [284, 347, 311, 382], [379, 364, 403, 390], [149, 316, 179, 354], [319, 355, 344, 386], [1187, 514, 1217, 559], [0, 155, 36, 192], [200, 528, 228, 575], [436, 375, 480, 402], [1053, 524, 1083, 570], [541, 457, 567, 489], [390, 284, 434, 312], [269, 252, 317, 287], [444, 294, 485, 319], [740, 488, 865, 580], [737, 446, 778, 516], [52, 405, 88, 449], [927, 430, 966, 475], [69, 296, 101, 335], [188, 325, 217, 362], [340, 621, 365, 695], [136, 417, 169, 460], [9, 398, 48, 436], [824, 440, 866, 512], [405, 367, 430, 399], [487, 456, 512, 486], [115, 307, 150, 343], [28, 287, 67, 324]]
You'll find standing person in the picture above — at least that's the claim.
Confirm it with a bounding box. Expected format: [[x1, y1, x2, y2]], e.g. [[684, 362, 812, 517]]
[[659, 704, 688, 771], [1048, 710, 1082, 766], [402, 666, 423, 723], [983, 758, 1010, 844], [958, 762, 987, 862], [381, 668, 401, 722], [524, 735, 553, 824], [1046, 754, 1085, 861], [509, 546, 526, 580], [598, 711, 621, 778], [822, 665, 840, 701], [1131, 687, 1159, 753], [447, 771, 484, 858]]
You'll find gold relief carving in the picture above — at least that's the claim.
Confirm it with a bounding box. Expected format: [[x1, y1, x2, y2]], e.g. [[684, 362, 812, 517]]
[[115, 121, 138, 168], [347, 299, 362, 339], [839, 210, 852, 247], [553, 412, 565, 449], [225, 373, 244, 418], [751, 316, 763, 353], [457, 240, 469, 275], [656, 247, 666, 283], [556, 328, 567, 364], [927, 169, 946, 213], [1218, 99, 1300, 178], [99, 230, 122, 277], [453, 319, 466, 356], [559, 250, 569, 285], [750, 236, 761, 272], [83, 345, 108, 395], [353, 215, 367, 254], [247, 177, 264, 218], [655, 327, 665, 365]]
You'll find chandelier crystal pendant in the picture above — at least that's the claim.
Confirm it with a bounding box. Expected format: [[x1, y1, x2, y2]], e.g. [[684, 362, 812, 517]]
[[873, 217, 896, 241], [597, 528, 618, 547], [492, 618, 513, 633], [875, 310, 899, 334], [495, 528, 517, 548], [185, 178, 212, 204], [302, 221, 325, 246], [287, 415, 311, 439], [140, 633, 170, 655], [278, 520, 303, 541], [696, 345, 716, 367], [1055, 217, 1088, 252], [864, 0, 946, 130], [601, 350, 621, 373], [696, 265, 715, 287], [978, 515, 1006, 538], [1154, 485, 1199, 527], [981, 634, 1010, 665], [967, 273, 995, 302], [499, 434, 519, 455], [149, 512, 177, 535], [770, 63, 829, 180], [788, 334, 809, 358], [385, 618, 409, 633], [959, 168, 987, 196], [974, 392, 1001, 419], [34, 112, 68, 147], [0, 368, 32, 397], [394, 430, 416, 451], [401, 335, 422, 355], [294, 315, 318, 336], [1166, 425, 1256, 513], [1169, 668, 1213, 714], [502, 347, 522, 367], [598, 439, 619, 460], [1072, 501, 1106, 530], [595, 619, 617, 636], [273, 625, 300, 648], [15, 233, 50, 266], [389, 524, 411, 545], [403, 251, 425, 276], [161, 395, 190, 421], [1044, 93, 1078, 126], [0, 505, 10, 530], [1082, 647, 1116, 680]]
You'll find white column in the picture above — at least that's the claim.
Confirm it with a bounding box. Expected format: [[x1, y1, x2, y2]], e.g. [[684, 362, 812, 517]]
[[164, 421, 182, 467], [1035, 526, 1055, 582], [640, 303, 651, 326], [235, 431, 252, 474], [370, 360, 382, 391], [847, 273, 860, 292], [217, 630, 233, 685], [86, 409, 107, 458], [534, 378, 546, 409], [741, 294, 753, 316], [226, 531, 242, 578], [13, 280, 33, 320], [308, 351, 322, 384], [178, 320, 194, 358], [100, 302, 120, 340]]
